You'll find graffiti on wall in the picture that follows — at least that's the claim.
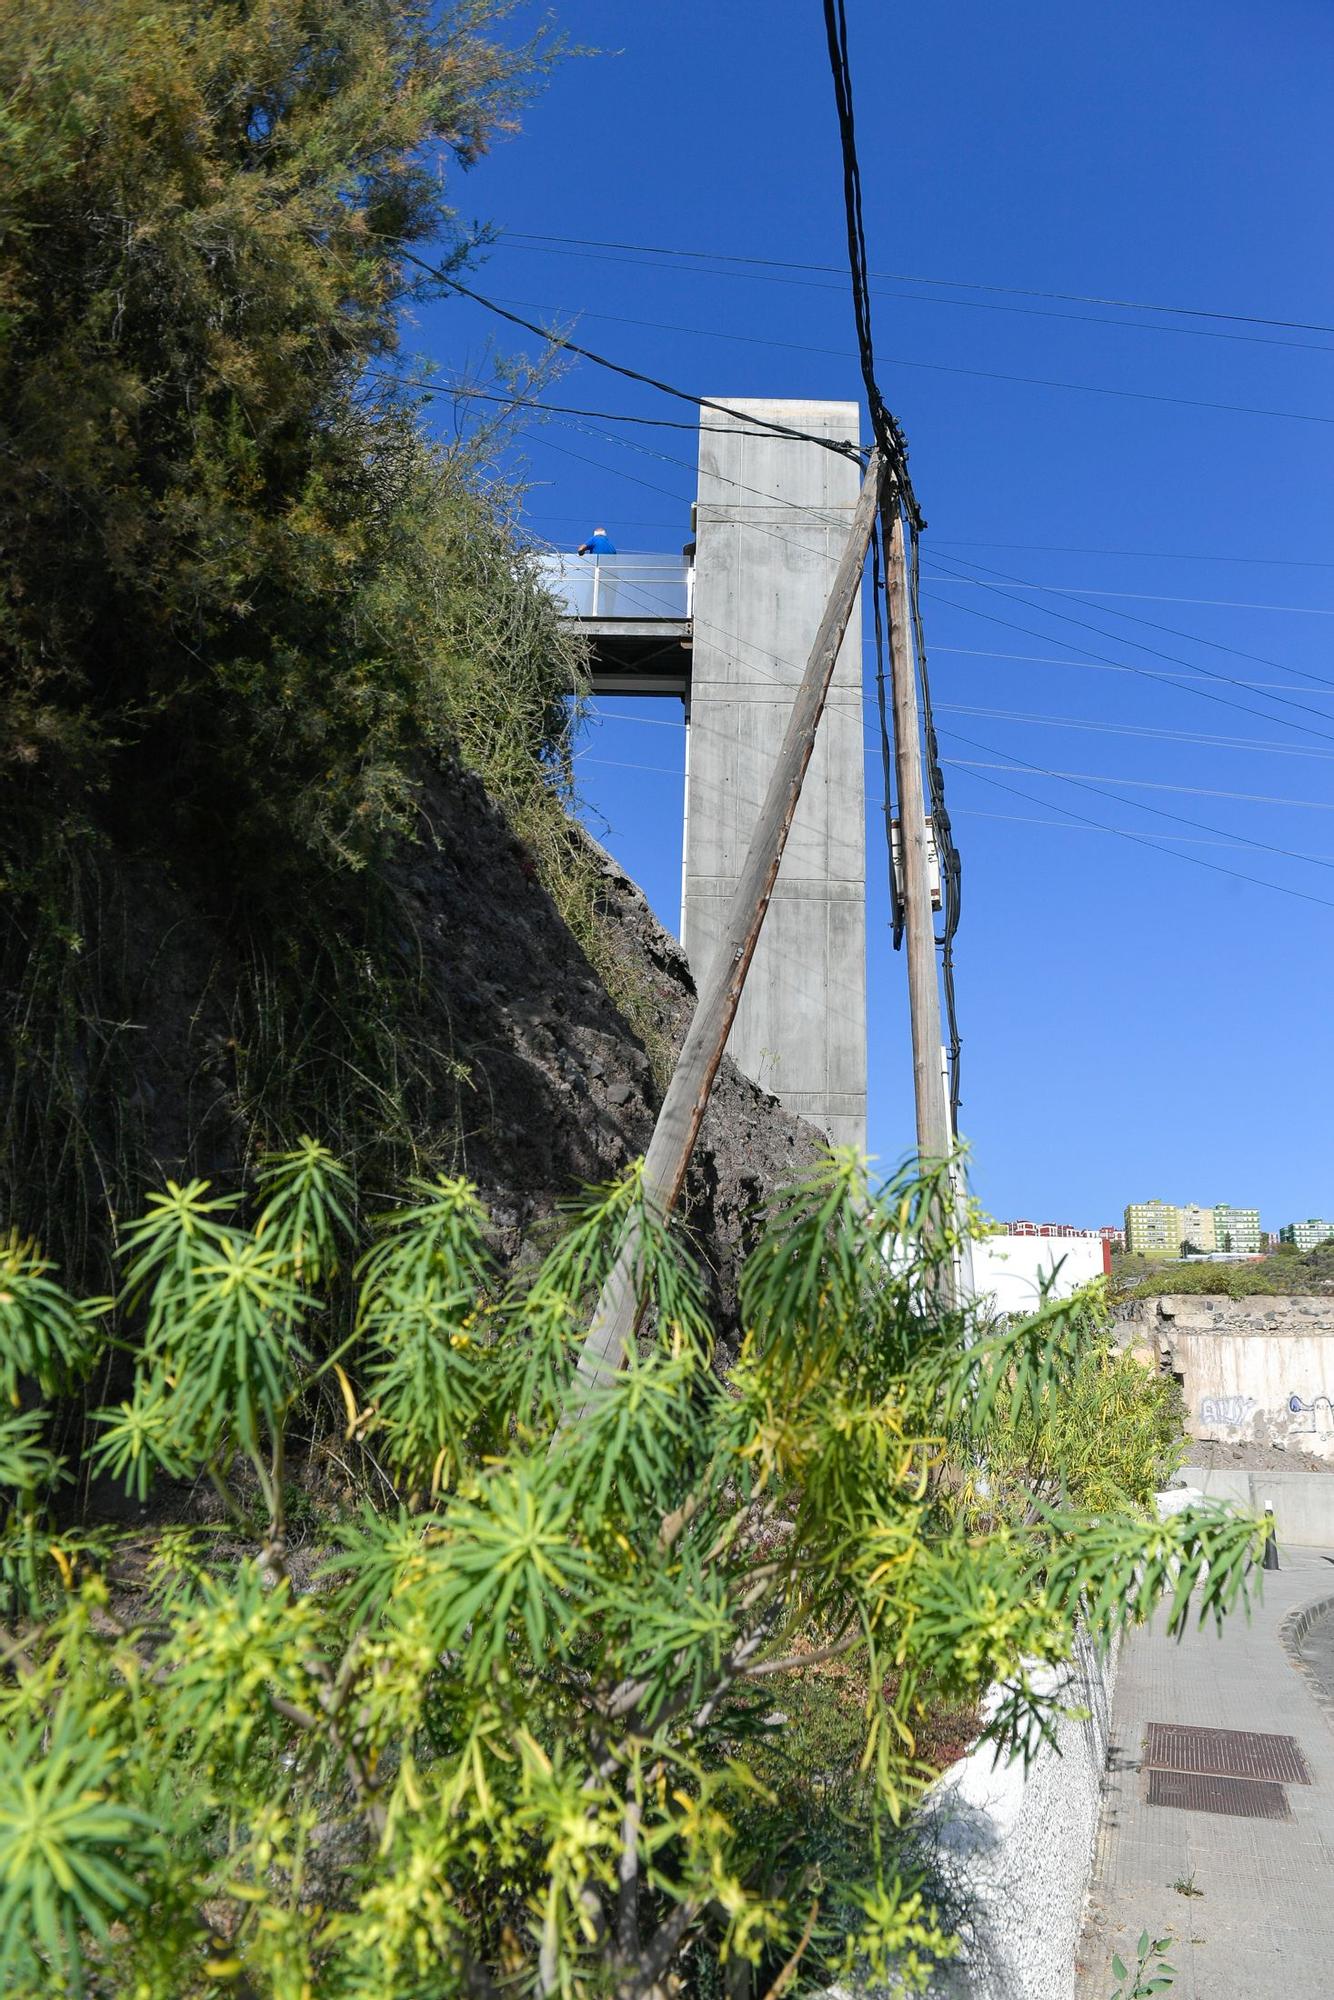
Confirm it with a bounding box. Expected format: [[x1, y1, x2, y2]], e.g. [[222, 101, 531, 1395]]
[[1198, 1395, 1256, 1428], [1288, 1392, 1334, 1435]]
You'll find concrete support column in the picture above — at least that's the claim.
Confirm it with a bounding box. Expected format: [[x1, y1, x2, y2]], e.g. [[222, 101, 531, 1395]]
[[681, 399, 867, 1151]]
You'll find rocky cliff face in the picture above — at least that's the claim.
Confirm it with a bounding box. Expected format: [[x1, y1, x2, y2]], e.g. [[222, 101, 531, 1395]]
[[390, 765, 825, 1329], [12, 759, 824, 1328]]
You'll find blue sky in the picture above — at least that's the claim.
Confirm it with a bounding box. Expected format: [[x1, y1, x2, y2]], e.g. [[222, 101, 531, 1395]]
[[414, 0, 1334, 1231]]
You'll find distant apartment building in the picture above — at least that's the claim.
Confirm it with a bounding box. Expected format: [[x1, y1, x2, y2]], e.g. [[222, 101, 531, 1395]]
[[1280, 1218, 1334, 1251], [1125, 1198, 1262, 1256], [1213, 1204, 1261, 1254], [1003, 1219, 1124, 1248], [1178, 1204, 1217, 1252], [1124, 1201, 1182, 1256]]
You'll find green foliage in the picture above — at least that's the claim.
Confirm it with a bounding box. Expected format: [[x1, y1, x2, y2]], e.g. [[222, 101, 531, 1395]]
[[0, 1150, 1263, 1998], [0, 0, 683, 1299], [0, 0, 574, 861], [973, 1311, 1184, 1515], [1118, 1250, 1334, 1299], [1110, 1930, 1177, 1999], [0, 1232, 103, 1403]]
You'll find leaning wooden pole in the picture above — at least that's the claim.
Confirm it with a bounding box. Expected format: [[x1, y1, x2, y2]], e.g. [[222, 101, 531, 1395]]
[[563, 449, 884, 1418]]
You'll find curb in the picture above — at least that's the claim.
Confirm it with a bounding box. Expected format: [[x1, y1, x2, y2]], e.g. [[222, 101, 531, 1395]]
[[1279, 1590, 1334, 1738]]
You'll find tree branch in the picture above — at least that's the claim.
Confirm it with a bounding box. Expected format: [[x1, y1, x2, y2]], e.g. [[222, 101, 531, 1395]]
[[757, 1898, 819, 2000], [740, 1633, 862, 1681], [615, 1794, 642, 1965]]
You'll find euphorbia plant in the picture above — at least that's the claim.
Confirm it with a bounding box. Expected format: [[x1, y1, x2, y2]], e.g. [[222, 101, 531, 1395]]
[[0, 1146, 1257, 1998]]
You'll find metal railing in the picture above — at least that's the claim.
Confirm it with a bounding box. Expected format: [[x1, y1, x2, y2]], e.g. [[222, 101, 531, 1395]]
[[536, 554, 693, 621]]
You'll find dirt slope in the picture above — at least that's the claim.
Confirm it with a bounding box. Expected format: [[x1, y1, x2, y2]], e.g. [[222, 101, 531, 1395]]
[[8, 760, 823, 1326], [390, 764, 825, 1326]]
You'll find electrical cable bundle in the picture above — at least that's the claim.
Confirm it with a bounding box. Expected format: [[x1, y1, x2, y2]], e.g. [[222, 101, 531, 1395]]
[[822, 0, 963, 1129]]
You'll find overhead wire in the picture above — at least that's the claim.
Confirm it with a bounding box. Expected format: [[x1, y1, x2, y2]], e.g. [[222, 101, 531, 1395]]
[[588, 698, 1334, 765], [922, 580, 1334, 617], [925, 546, 1334, 691], [946, 762, 1334, 913], [398, 252, 865, 460], [428, 379, 1334, 746], [922, 570, 1334, 748], [399, 238, 1333, 939], [388, 376, 786, 437], [933, 644, 1334, 696], [449, 287, 1334, 431], [498, 230, 1334, 341], [497, 235, 1334, 356], [941, 758, 1334, 816], [934, 538, 1334, 572], [573, 719, 1334, 881], [948, 809, 1334, 860], [933, 702, 1334, 762], [498, 413, 1334, 804], [821, 0, 961, 1127]]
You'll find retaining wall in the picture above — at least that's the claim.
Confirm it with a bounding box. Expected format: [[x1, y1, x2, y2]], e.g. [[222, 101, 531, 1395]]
[[1118, 1295, 1334, 1457], [1180, 1464, 1334, 1548]]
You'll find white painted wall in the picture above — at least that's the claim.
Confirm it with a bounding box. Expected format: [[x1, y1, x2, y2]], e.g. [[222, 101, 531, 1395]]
[[967, 1235, 1106, 1318]]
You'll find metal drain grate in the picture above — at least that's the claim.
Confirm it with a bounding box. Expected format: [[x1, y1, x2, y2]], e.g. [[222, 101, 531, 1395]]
[[1147, 1768, 1292, 1820], [1144, 1723, 1311, 1786]]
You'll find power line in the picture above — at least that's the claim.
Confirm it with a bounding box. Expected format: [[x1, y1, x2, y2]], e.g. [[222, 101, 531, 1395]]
[[498, 236, 1334, 357], [573, 753, 1334, 906], [469, 289, 1334, 432], [934, 539, 1334, 572], [399, 254, 865, 460], [532, 427, 1334, 767], [500, 230, 1334, 340], [946, 764, 1334, 913], [584, 698, 1334, 769], [942, 755, 1334, 816], [393, 376, 785, 438], [934, 702, 1334, 762], [922, 570, 1334, 747], [926, 547, 1334, 688], [821, 0, 960, 1134], [953, 808, 1334, 859], [932, 644, 1334, 699], [925, 580, 1334, 618], [528, 414, 1334, 711]]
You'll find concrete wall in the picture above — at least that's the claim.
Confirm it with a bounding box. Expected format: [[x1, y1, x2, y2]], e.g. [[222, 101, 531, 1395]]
[[683, 401, 866, 1150], [968, 1236, 1106, 1318], [911, 1627, 1119, 2000], [1120, 1295, 1334, 1458], [1179, 1466, 1334, 1548]]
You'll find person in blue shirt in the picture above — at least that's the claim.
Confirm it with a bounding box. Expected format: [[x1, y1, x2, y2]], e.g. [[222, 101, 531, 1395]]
[[577, 526, 616, 556]]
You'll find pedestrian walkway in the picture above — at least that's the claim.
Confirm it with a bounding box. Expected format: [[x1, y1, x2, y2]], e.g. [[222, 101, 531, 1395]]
[[1076, 1547, 1334, 2000]]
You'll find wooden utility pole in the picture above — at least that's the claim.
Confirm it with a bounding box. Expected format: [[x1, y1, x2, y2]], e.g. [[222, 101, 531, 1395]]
[[883, 494, 952, 1173], [563, 450, 885, 1418]]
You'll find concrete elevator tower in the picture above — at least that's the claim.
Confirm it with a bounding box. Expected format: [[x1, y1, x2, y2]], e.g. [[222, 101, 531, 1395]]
[[681, 401, 867, 1150]]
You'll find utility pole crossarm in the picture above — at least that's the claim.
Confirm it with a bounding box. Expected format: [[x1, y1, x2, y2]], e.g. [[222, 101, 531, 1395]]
[[563, 449, 885, 1420]]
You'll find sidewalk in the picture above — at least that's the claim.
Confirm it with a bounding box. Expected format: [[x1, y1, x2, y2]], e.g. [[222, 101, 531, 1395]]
[[1076, 1547, 1334, 2000]]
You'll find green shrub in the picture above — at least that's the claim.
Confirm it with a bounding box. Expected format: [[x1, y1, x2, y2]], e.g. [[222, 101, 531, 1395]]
[[972, 1304, 1185, 1516], [0, 0, 572, 863], [0, 1150, 1260, 1998], [1119, 1254, 1334, 1300]]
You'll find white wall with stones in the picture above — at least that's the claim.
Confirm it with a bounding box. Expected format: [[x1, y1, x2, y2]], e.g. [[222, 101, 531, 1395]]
[[906, 1626, 1119, 2000]]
